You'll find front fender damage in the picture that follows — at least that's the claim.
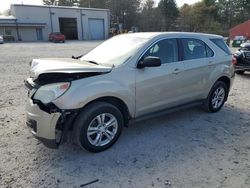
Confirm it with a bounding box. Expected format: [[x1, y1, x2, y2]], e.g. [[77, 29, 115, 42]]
[[26, 71, 111, 148], [32, 99, 79, 148]]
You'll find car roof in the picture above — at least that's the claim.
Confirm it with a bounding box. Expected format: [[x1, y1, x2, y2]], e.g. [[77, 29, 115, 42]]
[[125, 32, 222, 39]]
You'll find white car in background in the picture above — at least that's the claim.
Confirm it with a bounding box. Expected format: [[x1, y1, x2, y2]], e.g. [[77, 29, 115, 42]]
[[0, 35, 4, 44]]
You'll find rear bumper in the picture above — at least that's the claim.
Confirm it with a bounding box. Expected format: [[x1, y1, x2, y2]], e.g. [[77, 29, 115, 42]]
[[235, 65, 250, 71], [26, 99, 61, 148]]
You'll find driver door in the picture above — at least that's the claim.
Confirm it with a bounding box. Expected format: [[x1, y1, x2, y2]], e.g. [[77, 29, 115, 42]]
[[135, 38, 186, 117]]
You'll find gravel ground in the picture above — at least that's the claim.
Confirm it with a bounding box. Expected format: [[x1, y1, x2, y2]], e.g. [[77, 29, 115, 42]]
[[0, 42, 249, 188]]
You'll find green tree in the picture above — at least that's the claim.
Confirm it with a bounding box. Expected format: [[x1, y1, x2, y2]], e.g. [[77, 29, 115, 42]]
[[176, 4, 194, 31], [107, 0, 141, 29], [60, 0, 80, 6], [43, 0, 79, 6], [216, 0, 234, 29], [158, 0, 179, 30], [43, 0, 56, 5], [216, 0, 250, 29], [232, 0, 250, 26], [138, 0, 162, 31], [177, 1, 224, 35], [143, 0, 155, 10], [79, 0, 107, 8]]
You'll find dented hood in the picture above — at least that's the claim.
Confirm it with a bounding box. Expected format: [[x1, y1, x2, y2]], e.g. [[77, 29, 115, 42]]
[[30, 58, 112, 79]]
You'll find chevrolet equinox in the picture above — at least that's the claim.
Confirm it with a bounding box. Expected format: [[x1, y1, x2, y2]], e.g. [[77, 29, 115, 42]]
[[25, 32, 235, 152]]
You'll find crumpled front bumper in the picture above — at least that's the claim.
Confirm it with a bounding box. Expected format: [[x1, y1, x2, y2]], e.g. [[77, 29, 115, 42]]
[[26, 98, 61, 148]]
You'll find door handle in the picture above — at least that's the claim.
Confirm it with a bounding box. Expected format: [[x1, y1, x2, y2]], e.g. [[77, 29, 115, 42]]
[[173, 68, 180, 74]]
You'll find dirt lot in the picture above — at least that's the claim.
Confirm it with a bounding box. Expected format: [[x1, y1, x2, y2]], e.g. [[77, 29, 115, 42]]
[[0, 42, 249, 188]]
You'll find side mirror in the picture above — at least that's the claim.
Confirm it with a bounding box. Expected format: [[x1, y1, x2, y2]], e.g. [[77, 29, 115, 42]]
[[137, 56, 161, 69]]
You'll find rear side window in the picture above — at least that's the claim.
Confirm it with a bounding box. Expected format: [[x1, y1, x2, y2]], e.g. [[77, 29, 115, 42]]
[[181, 38, 214, 60], [210, 38, 231, 55]]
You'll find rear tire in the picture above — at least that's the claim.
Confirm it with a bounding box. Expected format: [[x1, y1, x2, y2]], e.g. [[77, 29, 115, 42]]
[[203, 81, 228, 113], [235, 70, 245, 75], [73, 102, 123, 152]]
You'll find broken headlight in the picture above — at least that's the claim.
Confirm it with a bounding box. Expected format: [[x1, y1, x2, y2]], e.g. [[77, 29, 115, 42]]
[[33, 82, 70, 104]]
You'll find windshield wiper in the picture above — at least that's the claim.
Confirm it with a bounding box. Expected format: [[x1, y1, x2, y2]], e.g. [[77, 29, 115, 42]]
[[72, 55, 99, 65], [85, 60, 99, 65], [72, 55, 83, 59]]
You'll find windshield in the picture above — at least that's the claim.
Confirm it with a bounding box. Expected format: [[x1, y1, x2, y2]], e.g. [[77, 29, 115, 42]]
[[80, 34, 149, 66]]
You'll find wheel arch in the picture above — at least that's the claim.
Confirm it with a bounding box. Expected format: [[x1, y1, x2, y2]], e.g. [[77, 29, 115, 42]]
[[217, 76, 231, 91], [204, 75, 231, 101], [213, 76, 231, 101], [79, 96, 131, 126]]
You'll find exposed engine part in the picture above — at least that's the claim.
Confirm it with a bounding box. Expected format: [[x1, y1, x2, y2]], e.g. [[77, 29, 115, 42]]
[[34, 72, 104, 85]]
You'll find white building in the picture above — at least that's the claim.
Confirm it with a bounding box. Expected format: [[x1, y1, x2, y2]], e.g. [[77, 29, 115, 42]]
[[0, 4, 110, 42]]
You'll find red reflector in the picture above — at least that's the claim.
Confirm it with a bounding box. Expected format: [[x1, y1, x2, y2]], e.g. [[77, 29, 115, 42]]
[[59, 83, 70, 90], [232, 56, 237, 65]]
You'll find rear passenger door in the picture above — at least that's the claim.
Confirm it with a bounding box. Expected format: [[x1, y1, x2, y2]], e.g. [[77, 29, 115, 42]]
[[179, 38, 214, 101]]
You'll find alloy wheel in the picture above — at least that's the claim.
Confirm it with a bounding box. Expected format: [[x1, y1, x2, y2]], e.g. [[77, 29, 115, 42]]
[[211, 87, 225, 109], [87, 113, 118, 147]]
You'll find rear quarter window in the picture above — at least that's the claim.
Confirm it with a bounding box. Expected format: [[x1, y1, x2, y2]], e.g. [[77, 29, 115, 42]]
[[210, 38, 231, 55]]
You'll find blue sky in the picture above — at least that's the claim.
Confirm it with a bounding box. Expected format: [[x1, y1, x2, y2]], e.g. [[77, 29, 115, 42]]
[[0, 0, 201, 13]]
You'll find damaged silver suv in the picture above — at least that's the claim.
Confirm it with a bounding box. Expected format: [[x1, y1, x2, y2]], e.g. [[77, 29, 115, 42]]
[[25, 32, 235, 152]]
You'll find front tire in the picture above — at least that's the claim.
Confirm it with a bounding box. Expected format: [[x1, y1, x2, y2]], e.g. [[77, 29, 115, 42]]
[[73, 102, 123, 152], [203, 81, 228, 113]]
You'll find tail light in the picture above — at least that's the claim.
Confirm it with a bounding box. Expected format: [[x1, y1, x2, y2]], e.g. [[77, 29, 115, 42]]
[[232, 56, 237, 65]]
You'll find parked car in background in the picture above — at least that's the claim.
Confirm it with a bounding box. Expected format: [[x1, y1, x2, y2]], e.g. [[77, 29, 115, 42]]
[[25, 32, 235, 152], [49, 32, 65, 43], [233, 42, 250, 74], [232, 36, 246, 47], [0, 35, 4, 44]]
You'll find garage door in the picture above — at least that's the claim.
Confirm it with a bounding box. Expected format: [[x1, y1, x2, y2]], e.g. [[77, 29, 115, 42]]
[[88, 19, 105, 40], [59, 18, 78, 40]]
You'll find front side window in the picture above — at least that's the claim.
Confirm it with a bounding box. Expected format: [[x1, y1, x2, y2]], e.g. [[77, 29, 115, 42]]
[[143, 38, 178, 64], [181, 38, 214, 60]]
